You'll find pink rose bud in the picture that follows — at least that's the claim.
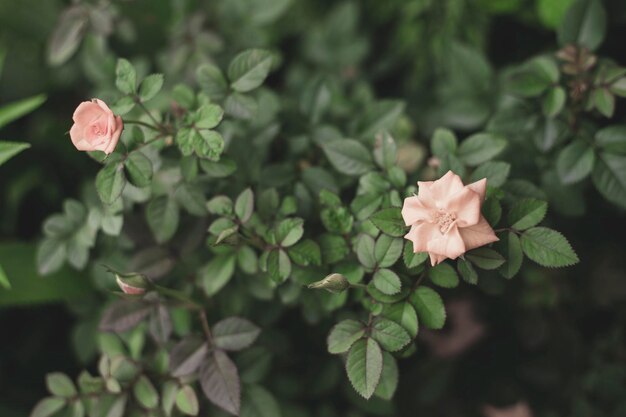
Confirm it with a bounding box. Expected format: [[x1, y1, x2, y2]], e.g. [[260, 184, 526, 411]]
[[402, 171, 499, 266], [115, 272, 151, 295], [69, 99, 123, 154]]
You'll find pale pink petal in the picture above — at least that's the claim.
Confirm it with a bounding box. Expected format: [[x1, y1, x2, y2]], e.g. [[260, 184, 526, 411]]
[[69, 123, 84, 148], [94, 98, 113, 113], [458, 216, 499, 251], [402, 196, 432, 226], [104, 116, 123, 154], [467, 178, 487, 202], [429, 252, 447, 266], [405, 222, 439, 253], [73, 101, 104, 124], [427, 170, 465, 203], [416, 180, 436, 207], [427, 224, 466, 263], [445, 187, 481, 227]]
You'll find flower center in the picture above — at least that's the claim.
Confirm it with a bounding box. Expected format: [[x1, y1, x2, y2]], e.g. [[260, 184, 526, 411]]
[[91, 124, 104, 136], [433, 210, 456, 234]]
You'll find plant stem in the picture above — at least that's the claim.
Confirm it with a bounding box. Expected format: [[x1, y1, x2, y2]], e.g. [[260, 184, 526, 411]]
[[124, 120, 161, 131]]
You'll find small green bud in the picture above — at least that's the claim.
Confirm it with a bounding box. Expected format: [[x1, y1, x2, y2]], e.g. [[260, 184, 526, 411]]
[[116, 272, 151, 295], [307, 273, 350, 293]]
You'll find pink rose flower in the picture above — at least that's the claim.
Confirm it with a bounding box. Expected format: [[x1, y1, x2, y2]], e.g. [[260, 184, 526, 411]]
[[483, 402, 534, 417], [69, 99, 123, 154], [402, 170, 498, 266]]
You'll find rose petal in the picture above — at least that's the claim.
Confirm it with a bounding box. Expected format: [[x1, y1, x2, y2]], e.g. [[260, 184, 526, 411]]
[[405, 222, 439, 253], [467, 178, 487, 202], [427, 224, 466, 264], [424, 171, 465, 205], [445, 187, 481, 227], [104, 116, 123, 155], [458, 216, 499, 251], [73, 101, 104, 124], [402, 196, 432, 226]]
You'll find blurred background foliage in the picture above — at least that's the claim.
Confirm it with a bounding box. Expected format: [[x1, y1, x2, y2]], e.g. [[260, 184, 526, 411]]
[[0, 0, 625, 416]]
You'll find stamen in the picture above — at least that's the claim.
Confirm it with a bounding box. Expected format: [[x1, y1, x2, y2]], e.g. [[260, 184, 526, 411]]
[[434, 210, 456, 234]]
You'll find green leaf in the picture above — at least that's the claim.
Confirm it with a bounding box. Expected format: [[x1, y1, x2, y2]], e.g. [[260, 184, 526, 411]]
[[374, 352, 399, 400], [466, 248, 505, 270], [228, 49, 273, 93], [346, 338, 383, 400], [0, 141, 30, 166], [470, 161, 511, 187], [357, 100, 405, 140], [0, 263, 10, 289], [508, 198, 548, 230], [213, 317, 261, 351], [457, 258, 478, 284], [543, 86, 567, 117], [592, 152, 626, 208], [194, 129, 224, 161], [195, 104, 224, 129], [115, 58, 137, 94], [124, 152, 153, 188], [287, 239, 321, 266], [507, 57, 559, 98], [382, 302, 418, 338], [146, 196, 179, 243], [30, 397, 66, 417], [237, 245, 258, 274], [556, 139, 595, 184], [428, 263, 459, 288], [558, 0, 606, 50], [409, 286, 446, 329], [176, 385, 199, 416], [430, 128, 457, 158], [138, 74, 164, 102], [327, 319, 366, 354], [403, 243, 428, 269], [319, 234, 349, 264], [594, 88, 615, 117], [200, 350, 240, 415], [46, 373, 76, 397], [521, 227, 579, 267], [595, 125, 626, 154], [224, 93, 257, 119], [355, 234, 376, 269], [370, 207, 406, 237], [0, 94, 46, 129], [266, 249, 291, 282], [374, 132, 398, 169], [497, 231, 523, 279], [46, 6, 87, 66], [235, 188, 254, 223], [201, 254, 236, 296], [37, 239, 67, 276], [133, 375, 159, 409], [95, 163, 126, 205], [373, 268, 402, 295], [200, 157, 237, 178], [374, 235, 403, 268], [457, 133, 507, 166], [322, 139, 374, 176], [207, 195, 233, 215], [240, 385, 281, 417], [276, 218, 304, 247], [197, 64, 228, 99], [371, 317, 411, 352]]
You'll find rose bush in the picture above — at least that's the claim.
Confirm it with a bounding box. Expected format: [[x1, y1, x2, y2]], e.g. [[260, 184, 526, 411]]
[[0, 0, 624, 416]]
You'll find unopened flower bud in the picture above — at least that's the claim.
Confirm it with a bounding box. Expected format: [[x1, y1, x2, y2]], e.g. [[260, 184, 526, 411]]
[[116, 272, 151, 295], [307, 273, 350, 293]]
